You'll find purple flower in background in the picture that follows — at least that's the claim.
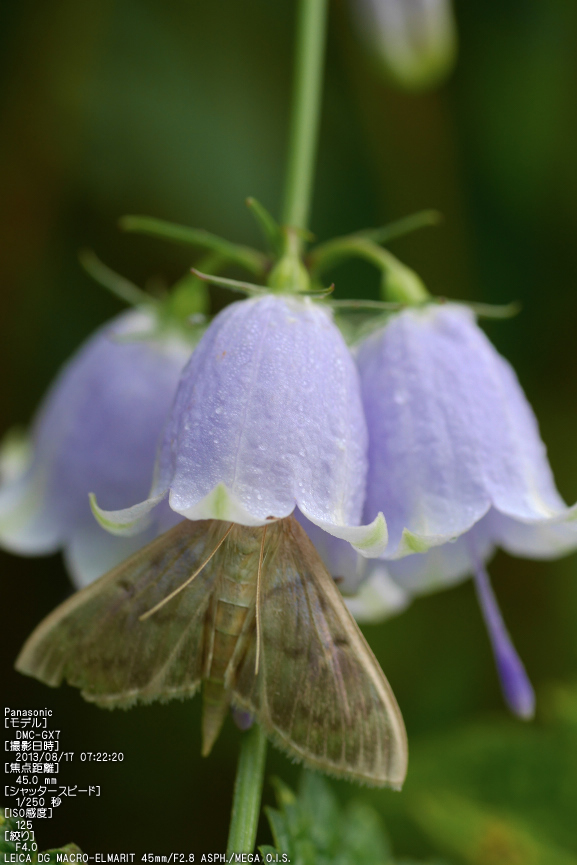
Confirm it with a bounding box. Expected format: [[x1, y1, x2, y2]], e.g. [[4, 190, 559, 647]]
[[0, 310, 191, 587], [356, 303, 577, 717], [351, 0, 457, 91], [94, 294, 387, 556]]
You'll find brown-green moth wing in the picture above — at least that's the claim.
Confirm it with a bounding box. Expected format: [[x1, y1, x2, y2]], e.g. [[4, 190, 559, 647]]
[[15, 520, 227, 708], [228, 518, 408, 789]]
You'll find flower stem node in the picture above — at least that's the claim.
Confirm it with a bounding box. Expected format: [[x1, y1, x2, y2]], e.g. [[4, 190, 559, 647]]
[[93, 294, 388, 557], [267, 253, 311, 294]]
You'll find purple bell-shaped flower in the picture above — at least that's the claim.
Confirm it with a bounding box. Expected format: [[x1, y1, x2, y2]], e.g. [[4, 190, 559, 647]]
[[0, 310, 191, 587], [356, 302, 577, 717], [94, 294, 387, 556]]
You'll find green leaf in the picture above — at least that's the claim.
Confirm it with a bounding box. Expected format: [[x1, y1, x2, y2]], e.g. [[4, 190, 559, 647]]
[[261, 773, 450, 865], [374, 682, 577, 865]]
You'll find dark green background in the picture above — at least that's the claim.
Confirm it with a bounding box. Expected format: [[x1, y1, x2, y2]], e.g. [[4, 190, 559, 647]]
[[2, 0, 577, 861]]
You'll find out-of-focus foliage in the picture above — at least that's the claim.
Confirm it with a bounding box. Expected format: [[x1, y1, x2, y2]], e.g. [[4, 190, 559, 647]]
[[0, 809, 82, 863], [365, 683, 577, 863], [261, 773, 450, 865]]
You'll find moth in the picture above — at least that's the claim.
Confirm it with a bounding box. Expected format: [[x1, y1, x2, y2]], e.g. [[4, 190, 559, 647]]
[[16, 515, 407, 788]]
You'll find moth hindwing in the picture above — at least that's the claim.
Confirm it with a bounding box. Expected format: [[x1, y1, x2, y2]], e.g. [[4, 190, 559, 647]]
[[15, 516, 407, 789]]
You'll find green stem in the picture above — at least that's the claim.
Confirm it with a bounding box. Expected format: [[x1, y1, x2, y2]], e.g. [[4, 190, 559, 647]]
[[226, 724, 267, 856], [119, 215, 268, 276], [281, 0, 329, 236], [308, 235, 430, 304]]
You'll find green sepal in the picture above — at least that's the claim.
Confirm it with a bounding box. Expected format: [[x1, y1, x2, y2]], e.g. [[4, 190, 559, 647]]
[[460, 299, 522, 319], [79, 249, 153, 308], [246, 197, 283, 256], [357, 209, 442, 246], [191, 269, 268, 296], [119, 214, 269, 276]]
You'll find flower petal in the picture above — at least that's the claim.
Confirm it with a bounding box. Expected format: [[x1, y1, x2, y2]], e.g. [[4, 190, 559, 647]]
[[358, 303, 577, 558], [65, 498, 182, 588], [90, 490, 167, 537], [301, 509, 388, 557], [345, 565, 409, 623], [143, 295, 380, 544], [385, 513, 496, 595], [0, 310, 191, 579], [488, 505, 577, 559]]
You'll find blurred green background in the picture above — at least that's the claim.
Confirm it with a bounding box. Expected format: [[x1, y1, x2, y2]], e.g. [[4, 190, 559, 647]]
[[2, 0, 577, 861]]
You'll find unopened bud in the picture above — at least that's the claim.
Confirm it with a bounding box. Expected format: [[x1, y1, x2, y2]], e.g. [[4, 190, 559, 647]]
[[353, 0, 457, 92]]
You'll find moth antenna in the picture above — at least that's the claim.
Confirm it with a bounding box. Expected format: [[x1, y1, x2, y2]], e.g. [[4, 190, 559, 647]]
[[139, 523, 234, 621], [254, 525, 267, 676]]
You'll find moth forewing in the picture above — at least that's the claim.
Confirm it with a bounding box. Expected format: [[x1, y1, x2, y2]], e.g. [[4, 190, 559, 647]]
[[15, 516, 408, 789], [15, 520, 223, 707], [228, 518, 408, 789]]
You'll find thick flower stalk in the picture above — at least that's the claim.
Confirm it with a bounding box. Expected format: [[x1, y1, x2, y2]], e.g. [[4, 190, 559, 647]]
[[0, 310, 190, 587], [356, 302, 577, 717], [95, 294, 387, 556]]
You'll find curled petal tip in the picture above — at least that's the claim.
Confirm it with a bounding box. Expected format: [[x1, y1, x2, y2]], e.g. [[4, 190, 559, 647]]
[[90, 491, 164, 537], [303, 510, 388, 558]]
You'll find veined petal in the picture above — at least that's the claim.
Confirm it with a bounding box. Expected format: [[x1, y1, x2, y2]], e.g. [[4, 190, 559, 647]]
[[358, 303, 577, 558], [125, 294, 380, 546], [0, 309, 191, 585]]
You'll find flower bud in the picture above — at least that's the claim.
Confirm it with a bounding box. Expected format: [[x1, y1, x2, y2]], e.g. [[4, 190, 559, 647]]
[[353, 0, 458, 91]]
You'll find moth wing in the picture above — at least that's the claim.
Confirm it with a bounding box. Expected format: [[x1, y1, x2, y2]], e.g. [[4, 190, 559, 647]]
[[229, 518, 408, 788], [16, 520, 225, 708]]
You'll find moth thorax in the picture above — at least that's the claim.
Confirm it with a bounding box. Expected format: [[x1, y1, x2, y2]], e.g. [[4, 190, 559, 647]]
[[228, 524, 266, 557]]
